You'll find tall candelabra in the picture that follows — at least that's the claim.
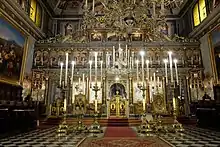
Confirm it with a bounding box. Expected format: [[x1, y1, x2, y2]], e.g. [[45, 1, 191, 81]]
[[89, 83, 103, 134]]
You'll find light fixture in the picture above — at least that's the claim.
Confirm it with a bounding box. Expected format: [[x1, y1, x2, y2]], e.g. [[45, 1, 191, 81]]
[[163, 59, 168, 63], [173, 59, 178, 63], [168, 51, 172, 55], [140, 51, 145, 56]]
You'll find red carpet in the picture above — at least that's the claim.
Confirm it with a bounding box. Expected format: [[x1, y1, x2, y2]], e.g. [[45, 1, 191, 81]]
[[104, 127, 136, 137]]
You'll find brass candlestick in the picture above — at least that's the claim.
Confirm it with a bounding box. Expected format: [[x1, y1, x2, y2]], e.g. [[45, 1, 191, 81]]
[[138, 83, 147, 113], [89, 83, 103, 134]]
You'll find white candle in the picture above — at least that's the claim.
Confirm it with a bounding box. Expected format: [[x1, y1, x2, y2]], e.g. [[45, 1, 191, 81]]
[[130, 57, 132, 70], [125, 45, 128, 62], [65, 53, 69, 86], [95, 99, 98, 112], [174, 59, 179, 85], [128, 47, 130, 66], [95, 52, 98, 83], [168, 51, 173, 83], [153, 1, 156, 17], [136, 60, 139, 84], [85, 0, 88, 8], [89, 60, 92, 83], [161, 0, 164, 15], [100, 61, 103, 82], [143, 99, 145, 111], [82, 74, 85, 94], [140, 51, 145, 84], [79, 77, 81, 86], [157, 77, 160, 87], [146, 60, 149, 81], [134, 0, 136, 4], [163, 59, 168, 83], [92, 0, 95, 13], [153, 72, 156, 87], [59, 62, 64, 86], [71, 61, 75, 84], [64, 98, 67, 112], [113, 46, 115, 66]]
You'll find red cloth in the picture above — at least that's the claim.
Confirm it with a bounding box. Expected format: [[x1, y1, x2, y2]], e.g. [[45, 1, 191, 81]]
[[104, 127, 136, 137]]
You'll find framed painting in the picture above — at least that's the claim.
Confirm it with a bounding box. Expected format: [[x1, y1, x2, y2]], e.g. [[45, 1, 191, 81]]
[[0, 16, 27, 85]]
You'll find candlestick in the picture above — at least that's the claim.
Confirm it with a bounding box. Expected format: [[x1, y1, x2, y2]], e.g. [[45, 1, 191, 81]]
[[143, 99, 146, 111], [59, 62, 64, 86], [65, 53, 69, 86], [140, 51, 145, 84], [157, 77, 160, 87], [168, 51, 173, 83], [71, 61, 75, 84], [163, 59, 168, 83], [95, 52, 98, 83], [113, 46, 115, 66], [89, 60, 92, 83], [146, 60, 149, 81], [136, 60, 139, 84], [64, 98, 67, 112], [79, 77, 81, 86], [174, 59, 179, 85], [125, 45, 128, 63]]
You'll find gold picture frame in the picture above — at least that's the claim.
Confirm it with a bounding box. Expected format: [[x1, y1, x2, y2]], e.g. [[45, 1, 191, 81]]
[[0, 12, 29, 86]]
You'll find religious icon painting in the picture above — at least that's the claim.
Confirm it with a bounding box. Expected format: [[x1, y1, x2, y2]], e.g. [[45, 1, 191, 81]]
[[0, 16, 28, 85]]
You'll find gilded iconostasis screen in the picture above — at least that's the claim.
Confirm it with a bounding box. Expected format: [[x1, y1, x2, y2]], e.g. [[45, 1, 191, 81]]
[[0, 17, 26, 84]]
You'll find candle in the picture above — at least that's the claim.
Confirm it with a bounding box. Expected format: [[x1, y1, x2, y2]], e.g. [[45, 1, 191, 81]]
[[41, 56, 43, 66], [130, 57, 132, 70], [92, 0, 95, 13], [157, 77, 160, 87], [113, 46, 115, 66], [125, 45, 128, 63], [173, 97, 176, 110], [79, 77, 81, 86], [64, 98, 67, 112], [65, 52, 69, 86], [95, 99, 98, 112], [146, 60, 149, 81], [71, 61, 75, 84], [82, 74, 85, 94], [95, 52, 98, 83], [85, 0, 88, 8], [163, 59, 168, 83], [59, 62, 64, 86], [168, 51, 173, 83], [143, 99, 145, 112], [100, 61, 103, 82], [153, 1, 156, 17], [161, 0, 164, 15], [136, 60, 139, 84], [89, 60, 92, 83], [174, 59, 179, 85], [153, 72, 156, 87], [140, 51, 145, 84], [134, 0, 136, 4], [106, 52, 108, 68], [127, 47, 130, 66]]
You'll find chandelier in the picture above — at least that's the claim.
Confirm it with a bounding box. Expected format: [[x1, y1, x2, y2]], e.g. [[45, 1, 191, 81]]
[[82, 0, 184, 35]]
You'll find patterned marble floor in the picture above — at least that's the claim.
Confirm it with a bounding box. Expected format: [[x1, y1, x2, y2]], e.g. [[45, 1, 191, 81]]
[[160, 126, 220, 147], [0, 126, 220, 147]]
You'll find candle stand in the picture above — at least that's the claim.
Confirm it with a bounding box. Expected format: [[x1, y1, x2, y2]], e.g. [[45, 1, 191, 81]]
[[172, 97, 184, 132], [73, 112, 87, 133], [89, 83, 103, 134]]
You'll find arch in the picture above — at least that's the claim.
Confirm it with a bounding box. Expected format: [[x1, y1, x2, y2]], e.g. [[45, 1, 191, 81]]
[[109, 83, 126, 98]]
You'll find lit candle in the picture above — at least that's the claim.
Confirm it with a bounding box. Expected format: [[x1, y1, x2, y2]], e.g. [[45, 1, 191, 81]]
[[65, 53, 69, 86], [140, 51, 145, 84], [59, 62, 64, 86], [163, 59, 168, 83], [71, 61, 75, 84], [174, 59, 179, 85], [136, 60, 139, 84], [89, 60, 92, 83], [173, 97, 176, 110], [146, 60, 149, 81], [95, 52, 98, 83], [168, 51, 173, 83], [92, 0, 95, 13], [113, 46, 115, 66]]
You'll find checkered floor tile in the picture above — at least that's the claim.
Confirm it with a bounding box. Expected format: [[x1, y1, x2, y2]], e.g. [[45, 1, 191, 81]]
[[160, 126, 220, 147], [0, 127, 86, 147]]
